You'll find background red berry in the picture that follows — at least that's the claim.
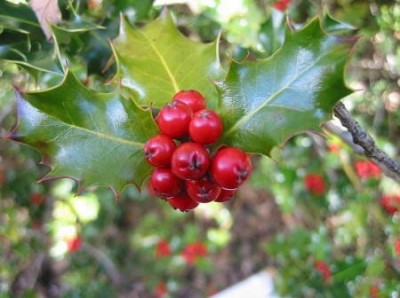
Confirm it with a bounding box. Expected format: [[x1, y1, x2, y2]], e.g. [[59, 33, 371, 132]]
[[189, 109, 223, 145], [154, 282, 168, 298], [150, 168, 183, 198], [173, 90, 206, 112], [395, 239, 400, 256], [67, 236, 82, 253], [304, 174, 326, 196], [211, 147, 252, 189], [144, 135, 176, 167], [314, 260, 331, 282], [355, 161, 381, 179], [30, 192, 45, 205], [171, 143, 210, 180], [155, 240, 172, 258], [156, 101, 192, 139], [380, 195, 400, 215], [273, 0, 291, 11], [181, 242, 207, 264]]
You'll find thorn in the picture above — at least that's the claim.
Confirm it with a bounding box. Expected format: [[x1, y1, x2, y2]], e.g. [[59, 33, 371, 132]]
[[286, 15, 296, 32], [159, 6, 169, 19], [75, 181, 84, 196], [12, 84, 26, 94], [109, 186, 120, 203]]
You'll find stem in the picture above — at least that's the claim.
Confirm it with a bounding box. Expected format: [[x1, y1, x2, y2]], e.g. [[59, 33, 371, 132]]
[[333, 102, 400, 183]]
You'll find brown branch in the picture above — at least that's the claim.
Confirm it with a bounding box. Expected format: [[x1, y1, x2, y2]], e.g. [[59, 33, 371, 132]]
[[11, 253, 45, 297], [333, 102, 400, 183], [322, 121, 365, 154]]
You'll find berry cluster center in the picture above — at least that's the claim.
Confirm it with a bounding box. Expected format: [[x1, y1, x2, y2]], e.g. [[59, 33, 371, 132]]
[[144, 90, 252, 211]]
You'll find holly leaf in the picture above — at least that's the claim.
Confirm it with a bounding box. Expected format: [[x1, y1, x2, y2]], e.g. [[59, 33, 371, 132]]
[[0, 1, 39, 27], [0, 1, 63, 78], [322, 13, 356, 35], [218, 18, 355, 155], [113, 13, 224, 108], [51, 19, 118, 77], [12, 70, 158, 193], [258, 9, 286, 57]]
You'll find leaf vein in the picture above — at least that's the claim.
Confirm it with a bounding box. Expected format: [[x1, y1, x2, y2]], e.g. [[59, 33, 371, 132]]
[[224, 51, 329, 137], [137, 30, 180, 92]]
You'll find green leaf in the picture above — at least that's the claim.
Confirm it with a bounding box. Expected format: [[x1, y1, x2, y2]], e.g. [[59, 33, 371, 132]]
[[0, 1, 39, 28], [258, 9, 286, 57], [322, 13, 357, 35], [8, 44, 64, 78], [113, 13, 224, 108], [51, 19, 118, 76], [218, 18, 354, 155], [108, 0, 155, 21], [0, 1, 62, 78], [13, 70, 158, 193]]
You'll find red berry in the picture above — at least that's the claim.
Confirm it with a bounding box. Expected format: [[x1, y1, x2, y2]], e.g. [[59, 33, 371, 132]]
[[171, 143, 210, 180], [67, 236, 82, 253], [156, 101, 192, 139], [168, 193, 199, 212], [154, 282, 168, 298], [395, 239, 400, 256], [181, 242, 207, 264], [173, 90, 206, 112], [189, 109, 223, 145], [379, 195, 400, 215], [30, 193, 45, 205], [273, 0, 290, 11], [214, 188, 236, 202], [304, 174, 326, 196], [155, 240, 172, 258], [144, 135, 176, 167], [314, 260, 331, 282], [370, 284, 380, 298], [211, 147, 252, 189], [354, 160, 381, 179], [150, 168, 183, 197], [186, 176, 221, 203]]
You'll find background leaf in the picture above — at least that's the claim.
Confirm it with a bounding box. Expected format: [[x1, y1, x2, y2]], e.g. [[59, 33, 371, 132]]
[[113, 13, 224, 108], [51, 19, 118, 77], [0, 1, 62, 78], [218, 18, 354, 155], [0, 1, 39, 27], [14, 70, 158, 192]]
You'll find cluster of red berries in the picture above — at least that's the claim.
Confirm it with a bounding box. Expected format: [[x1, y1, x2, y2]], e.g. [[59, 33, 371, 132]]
[[144, 90, 252, 212]]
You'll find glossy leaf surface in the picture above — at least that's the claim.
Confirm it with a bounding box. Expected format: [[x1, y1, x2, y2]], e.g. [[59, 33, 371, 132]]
[[113, 13, 223, 108], [14, 70, 158, 192], [218, 19, 354, 155]]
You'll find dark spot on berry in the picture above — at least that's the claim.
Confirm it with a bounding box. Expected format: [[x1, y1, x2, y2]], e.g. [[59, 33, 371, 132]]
[[145, 149, 154, 158], [189, 153, 201, 170], [234, 166, 248, 183]]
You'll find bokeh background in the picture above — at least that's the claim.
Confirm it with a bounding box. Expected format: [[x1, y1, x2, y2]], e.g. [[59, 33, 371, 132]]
[[0, 0, 399, 297]]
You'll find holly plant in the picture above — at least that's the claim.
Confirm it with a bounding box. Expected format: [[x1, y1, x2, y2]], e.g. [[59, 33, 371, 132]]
[[4, 7, 353, 196], [1, 0, 399, 297]]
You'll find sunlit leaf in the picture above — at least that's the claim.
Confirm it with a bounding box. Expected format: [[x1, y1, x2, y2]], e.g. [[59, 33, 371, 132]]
[[113, 13, 224, 108], [218, 18, 354, 155], [13, 70, 158, 192]]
